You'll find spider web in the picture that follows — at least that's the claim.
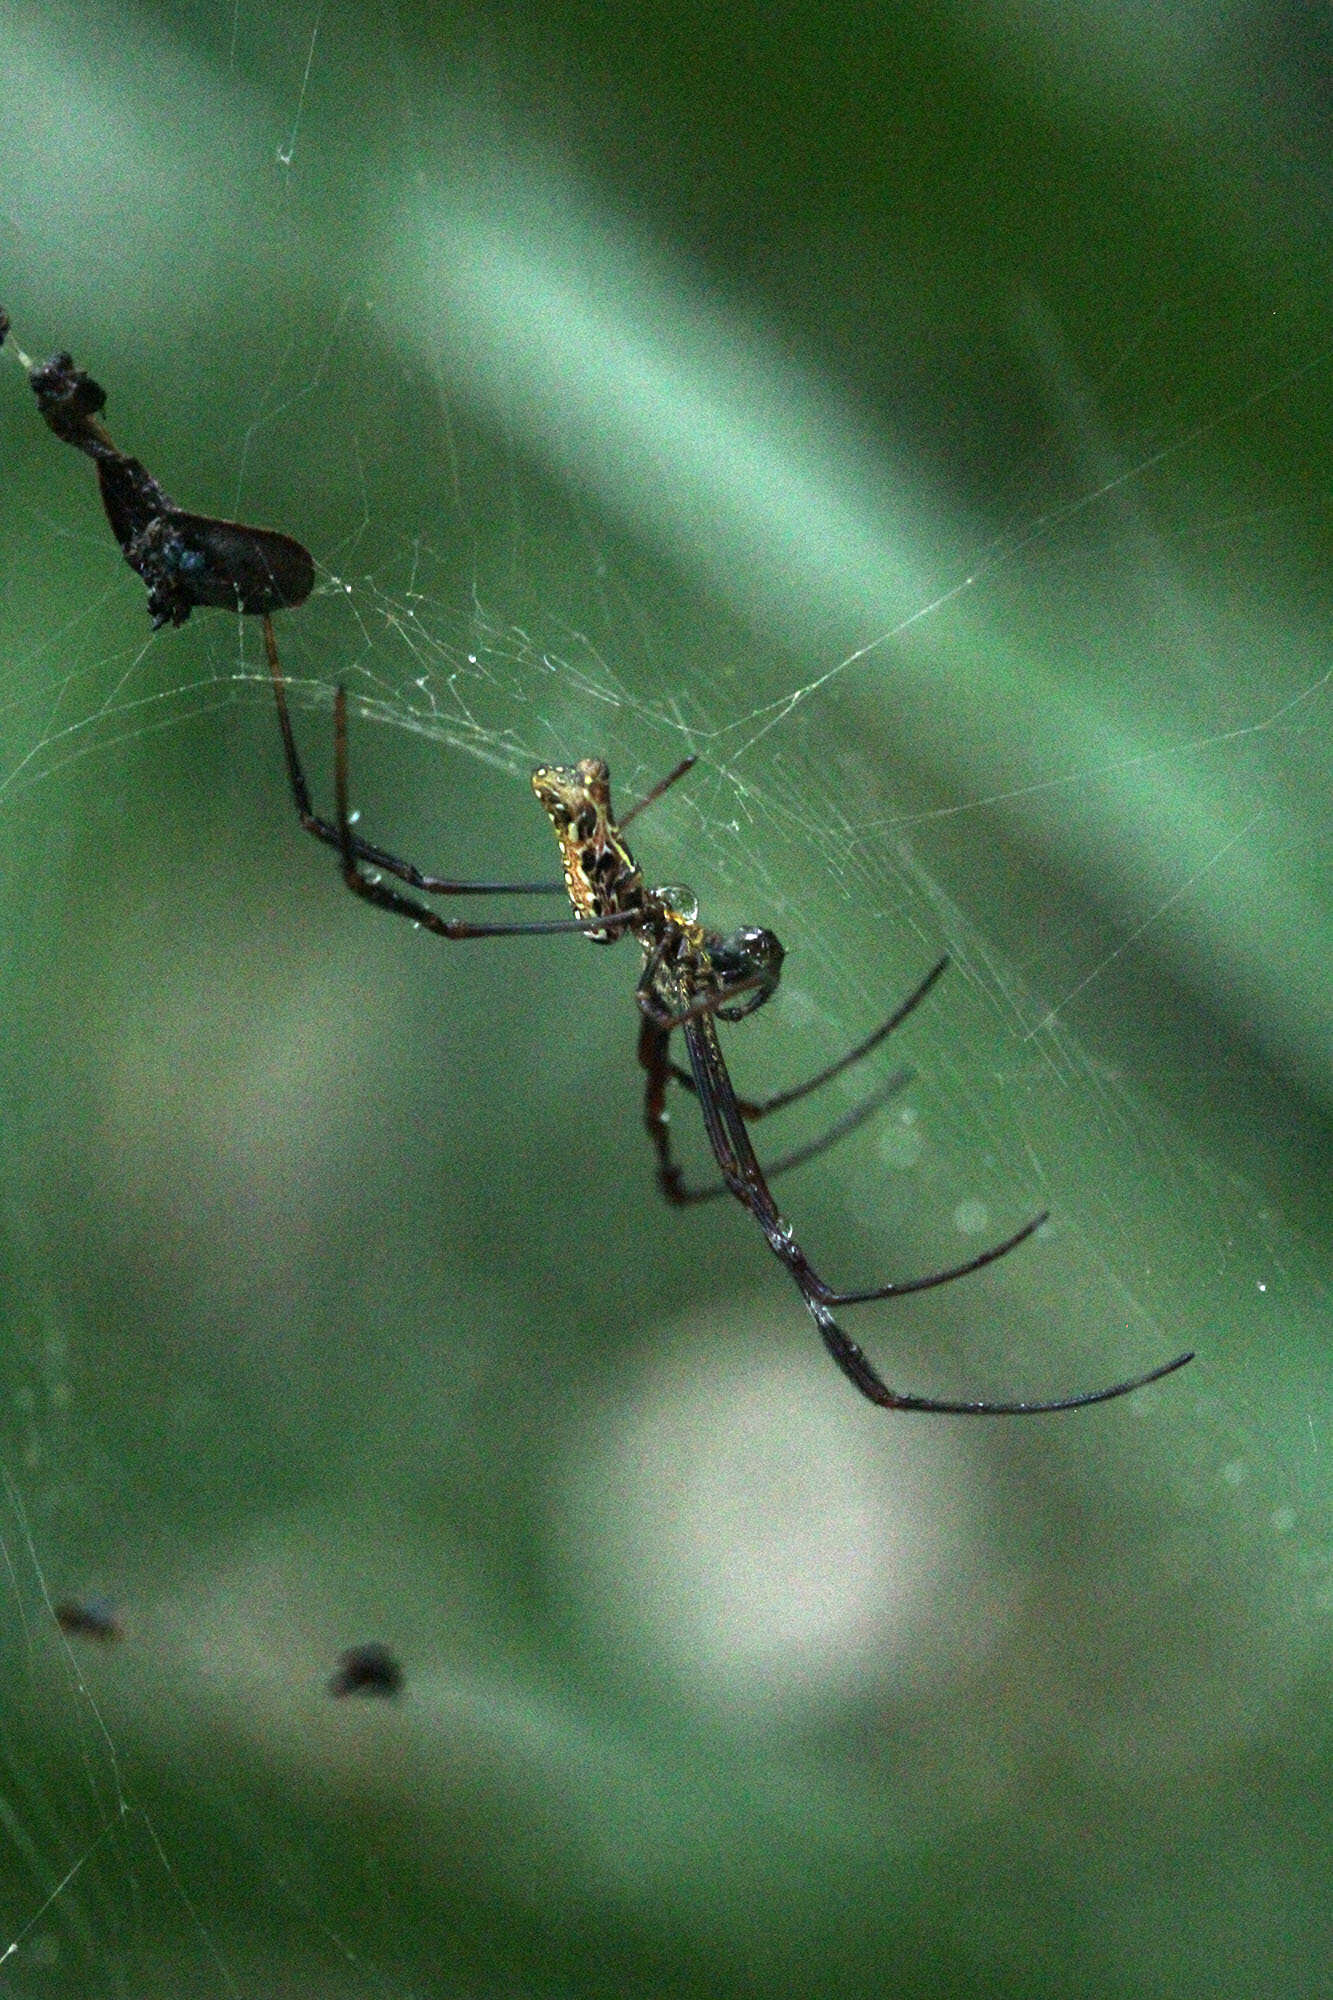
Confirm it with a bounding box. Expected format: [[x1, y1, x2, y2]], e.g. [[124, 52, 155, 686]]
[[1, 4, 1332, 1996]]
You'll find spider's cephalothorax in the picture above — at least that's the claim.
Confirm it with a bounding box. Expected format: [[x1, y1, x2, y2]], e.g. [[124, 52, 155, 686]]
[[532, 759, 786, 1023], [676, 923, 786, 1022], [266, 622, 1193, 1418]]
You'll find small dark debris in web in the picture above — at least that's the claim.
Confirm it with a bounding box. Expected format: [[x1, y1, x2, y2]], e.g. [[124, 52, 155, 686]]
[[328, 1643, 404, 1699], [55, 1596, 123, 1643]]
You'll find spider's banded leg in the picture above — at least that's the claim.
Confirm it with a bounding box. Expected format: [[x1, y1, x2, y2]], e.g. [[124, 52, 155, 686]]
[[667, 954, 950, 1120], [263, 615, 564, 898], [680, 1008, 1193, 1415], [321, 686, 643, 943]]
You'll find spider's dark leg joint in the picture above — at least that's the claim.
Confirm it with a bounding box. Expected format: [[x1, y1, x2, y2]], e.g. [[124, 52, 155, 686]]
[[814, 1307, 899, 1410], [634, 984, 674, 1028]]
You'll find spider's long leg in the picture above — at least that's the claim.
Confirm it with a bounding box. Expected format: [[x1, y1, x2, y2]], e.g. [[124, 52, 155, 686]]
[[321, 686, 641, 943], [618, 753, 697, 830], [812, 1305, 1194, 1415], [637, 995, 896, 1208], [637, 940, 752, 1205], [646, 956, 945, 1201], [680, 1008, 1193, 1415], [667, 954, 949, 1120], [652, 960, 1038, 1261], [825, 1209, 1051, 1301], [661, 1065, 914, 1206], [263, 615, 565, 899]]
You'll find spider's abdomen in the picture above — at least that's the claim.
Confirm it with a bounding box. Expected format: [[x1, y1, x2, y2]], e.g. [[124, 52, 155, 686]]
[[531, 758, 646, 942]]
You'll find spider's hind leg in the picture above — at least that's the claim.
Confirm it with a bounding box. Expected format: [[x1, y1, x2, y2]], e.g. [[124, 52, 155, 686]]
[[669, 952, 948, 1120], [655, 953, 950, 1204], [663, 1065, 913, 1207]]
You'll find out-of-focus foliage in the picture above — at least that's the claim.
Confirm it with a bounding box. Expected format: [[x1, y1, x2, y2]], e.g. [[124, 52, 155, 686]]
[[1, 3, 1331, 1995]]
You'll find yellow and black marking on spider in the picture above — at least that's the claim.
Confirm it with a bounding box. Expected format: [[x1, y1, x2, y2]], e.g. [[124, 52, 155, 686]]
[[265, 621, 1193, 1417], [531, 755, 649, 940]]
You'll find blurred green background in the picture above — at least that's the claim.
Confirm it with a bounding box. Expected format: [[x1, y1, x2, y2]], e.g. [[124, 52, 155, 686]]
[[2, 1, 1332, 1994]]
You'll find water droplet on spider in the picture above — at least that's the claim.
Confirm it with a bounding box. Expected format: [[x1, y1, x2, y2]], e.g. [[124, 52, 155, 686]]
[[658, 884, 698, 922], [347, 808, 361, 825]]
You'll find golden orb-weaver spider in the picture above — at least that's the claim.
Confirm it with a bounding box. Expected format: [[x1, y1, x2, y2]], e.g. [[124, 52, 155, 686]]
[[263, 618, 1192, 1417]]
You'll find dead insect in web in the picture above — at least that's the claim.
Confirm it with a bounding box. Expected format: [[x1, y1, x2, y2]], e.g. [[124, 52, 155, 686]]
[[3, 318, 313, 629], [55, 1596, 123, 1643], [114, 506, 316, 628], [264, 617, 1195, 1417], [328, 1643, 404, 1698]]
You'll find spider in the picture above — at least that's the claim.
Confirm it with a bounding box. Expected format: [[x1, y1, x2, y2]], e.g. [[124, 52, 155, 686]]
[[263, 615, 1193, 1417]]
